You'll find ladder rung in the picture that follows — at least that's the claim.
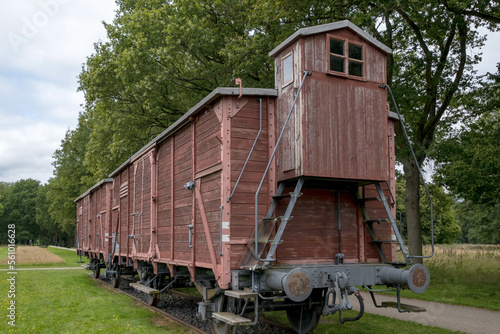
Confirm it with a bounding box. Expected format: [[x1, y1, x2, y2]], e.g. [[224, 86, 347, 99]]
[[365, 219, 390, 223], [212, 312, 251, 326], [272, 193, 292, 200], [260, 216, 294, 223], [260, 217, 278, 223], [359, 197, 381, 202], [272, 192, 303, 201]]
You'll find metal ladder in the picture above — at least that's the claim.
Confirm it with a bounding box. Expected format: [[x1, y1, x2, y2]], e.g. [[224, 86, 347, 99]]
[[239, 177, 304, 270], [358, 182, 409, 265], [238, 71, 311, 270]]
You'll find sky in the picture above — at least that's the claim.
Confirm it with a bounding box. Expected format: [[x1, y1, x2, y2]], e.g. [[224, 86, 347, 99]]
[[0, 2, 499, 184], [0, 0, 117, 184]]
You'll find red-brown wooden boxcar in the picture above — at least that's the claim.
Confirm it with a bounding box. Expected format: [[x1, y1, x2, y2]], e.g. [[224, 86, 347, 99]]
[[77, 20, 430, 334], [75, 179, 113, 270]]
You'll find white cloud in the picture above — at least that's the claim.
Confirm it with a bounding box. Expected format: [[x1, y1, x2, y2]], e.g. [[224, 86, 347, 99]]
[[0, 112, 65, 183], [0, 0, 116, 184]]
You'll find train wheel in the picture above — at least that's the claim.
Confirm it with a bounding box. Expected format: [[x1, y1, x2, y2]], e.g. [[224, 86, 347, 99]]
[[145, 293, 159, 307], [209, 294, 236, 334], [111, 276, 120, 288], [111, 264, 120, 288], [92, 260, 100, 279], [286, 302, 321, 334]]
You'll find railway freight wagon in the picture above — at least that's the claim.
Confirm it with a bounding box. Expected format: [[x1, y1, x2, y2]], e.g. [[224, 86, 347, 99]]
[[77, 20, 431, 333]]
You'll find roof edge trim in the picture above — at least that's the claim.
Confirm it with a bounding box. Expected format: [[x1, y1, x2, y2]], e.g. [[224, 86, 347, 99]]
[[269, 20, 392, 58], [108, 87, 277, 178]]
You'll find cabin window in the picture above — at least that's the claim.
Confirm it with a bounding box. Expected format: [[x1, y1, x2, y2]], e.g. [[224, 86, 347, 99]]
[[282, 52, 293, 86], [328, 36, 364, 78]]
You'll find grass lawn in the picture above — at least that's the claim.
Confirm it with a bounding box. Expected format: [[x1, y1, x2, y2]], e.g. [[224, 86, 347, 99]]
[[0, 270, 190, 333], [0, 246, 8, 260], [0, 246, 189, 333]]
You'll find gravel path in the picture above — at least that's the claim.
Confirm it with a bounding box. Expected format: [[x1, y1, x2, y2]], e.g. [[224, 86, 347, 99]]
[[354, 293, 500, 334]]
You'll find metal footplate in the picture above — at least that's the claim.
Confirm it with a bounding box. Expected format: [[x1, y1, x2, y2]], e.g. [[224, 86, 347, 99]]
[[212, 312, 251, 326], [225, 289, 257, 299]]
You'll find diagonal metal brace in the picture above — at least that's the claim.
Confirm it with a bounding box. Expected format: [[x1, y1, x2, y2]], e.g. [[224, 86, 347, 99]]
[[375, 183, 409, 264]]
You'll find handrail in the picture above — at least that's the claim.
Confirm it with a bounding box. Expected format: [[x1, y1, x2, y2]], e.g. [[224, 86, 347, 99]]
[[253, 71, 311, 263], [227, 98, 263, 202], [379, 84, 434, 259]]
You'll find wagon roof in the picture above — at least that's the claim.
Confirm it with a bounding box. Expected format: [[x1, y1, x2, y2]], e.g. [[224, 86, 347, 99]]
[[109, 87, 278, 178], [269, 20, 392, 58], [74, 178, 113, 202]]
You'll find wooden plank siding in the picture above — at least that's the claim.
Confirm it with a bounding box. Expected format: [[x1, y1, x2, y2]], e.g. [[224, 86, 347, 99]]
[[75, 180, 113, 261], [277, 187, 362, 264], [270, 25, 396, 264], [228, 97, 275, 270], [117, 167, 132, 263], [275, 28, 390, 182]]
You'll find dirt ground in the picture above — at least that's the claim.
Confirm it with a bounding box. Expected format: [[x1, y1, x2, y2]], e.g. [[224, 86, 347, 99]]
[[0, 246, 65, 265]]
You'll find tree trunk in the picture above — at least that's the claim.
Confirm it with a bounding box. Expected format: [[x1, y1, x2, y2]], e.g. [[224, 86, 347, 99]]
[[403, 157, 423, 264]]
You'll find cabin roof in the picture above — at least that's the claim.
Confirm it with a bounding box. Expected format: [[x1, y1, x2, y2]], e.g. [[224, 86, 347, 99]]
[[269, 20, 392, 58], [108, 87, 278, 178]]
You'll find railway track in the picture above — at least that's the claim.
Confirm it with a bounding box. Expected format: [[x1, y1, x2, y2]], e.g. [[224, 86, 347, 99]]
[[86, 272, 209, 334], [86, 271, 295, 334]]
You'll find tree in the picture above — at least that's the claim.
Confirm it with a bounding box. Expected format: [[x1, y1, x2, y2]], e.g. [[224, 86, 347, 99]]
[[0, 182, 11, 244], [434, 67, 500, 204], [78, 0, 265, 177], [454, 201, 500, 244], [396, 175, 461, 245], [0, 182, 8, 218], [433, 66, 500, 244], [36, 184, 65, 245], [47, 120, 95, 240], [0, 179, 41, 244]]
